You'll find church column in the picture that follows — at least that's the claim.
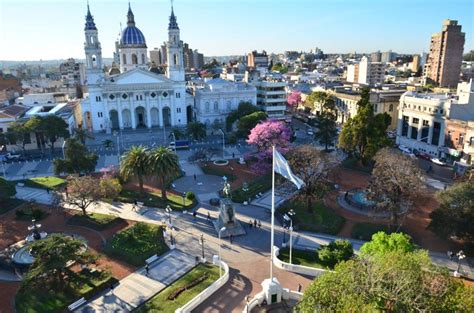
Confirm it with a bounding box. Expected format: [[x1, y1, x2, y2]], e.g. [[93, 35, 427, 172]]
[[170, 91, 176, 126], [118, 95, 124, 130], [158, 95, 164, 127], [145, 95, 152, 128]]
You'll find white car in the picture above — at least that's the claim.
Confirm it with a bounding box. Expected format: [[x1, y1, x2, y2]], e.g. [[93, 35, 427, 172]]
[[307, 130, 314, 136], [431, 158, 447, 166]]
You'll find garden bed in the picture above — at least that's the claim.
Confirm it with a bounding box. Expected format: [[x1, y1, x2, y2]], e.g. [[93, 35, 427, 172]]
[[67, 213, 125, 231], [116, 189, 195, 211], [232, 174, 272, 203], [278, 200, 345, 235], [0, 198, 26, 215], [15, 269, 116, 313], [104, 222, 169, 267], [15, 206, 48, 221], [278, 247, 330, 269], [341, 157, 373, 174], [351, 222, 391, 241], [137, 263, 219, 312]]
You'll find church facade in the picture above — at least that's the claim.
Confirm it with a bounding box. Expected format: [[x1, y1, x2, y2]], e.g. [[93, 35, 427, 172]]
[[80, 4, 193, 133]]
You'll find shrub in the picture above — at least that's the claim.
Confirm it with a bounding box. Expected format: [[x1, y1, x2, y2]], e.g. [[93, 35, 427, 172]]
[[185, 191, 196, 201], [317, 239, 354, 267]]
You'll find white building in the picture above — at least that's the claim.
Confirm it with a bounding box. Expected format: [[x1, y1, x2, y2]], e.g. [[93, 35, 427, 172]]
[[191, 78, 256, 126], [396, 80, 474, 157], [80, 4, 192, 132], [346, 57, 385, 86]]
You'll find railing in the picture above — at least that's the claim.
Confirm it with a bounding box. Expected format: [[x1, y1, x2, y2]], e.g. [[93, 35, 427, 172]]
[[273, 246, 329, 277], [175, 259, 230, 313]]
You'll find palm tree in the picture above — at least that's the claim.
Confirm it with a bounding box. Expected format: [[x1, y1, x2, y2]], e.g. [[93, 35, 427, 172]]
[[149, 146, 181, 200], [120, 145, 149, 194]]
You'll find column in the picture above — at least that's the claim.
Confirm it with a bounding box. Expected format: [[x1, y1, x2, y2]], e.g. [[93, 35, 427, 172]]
[[158, 96, 164, 127], [428, 120, 434, 145], [131, 104, 136, 129], [146, 96, 152, 128], [170, 92, 176, 126]]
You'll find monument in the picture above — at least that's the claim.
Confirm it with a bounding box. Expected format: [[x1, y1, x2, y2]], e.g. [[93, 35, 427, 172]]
[[212, 180, 246, 237]]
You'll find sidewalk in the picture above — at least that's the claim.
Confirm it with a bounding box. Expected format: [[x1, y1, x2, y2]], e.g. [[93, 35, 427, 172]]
[[15, 186, 53, 205], [292, 231, 474, 279], [77, 249, 196, 312]]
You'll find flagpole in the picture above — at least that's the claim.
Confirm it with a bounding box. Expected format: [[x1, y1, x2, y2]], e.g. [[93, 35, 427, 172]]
[[270, 145, 275, 281]]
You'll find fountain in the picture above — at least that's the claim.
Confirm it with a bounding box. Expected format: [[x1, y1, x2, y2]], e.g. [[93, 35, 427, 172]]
[[26, 219, 47, 242]]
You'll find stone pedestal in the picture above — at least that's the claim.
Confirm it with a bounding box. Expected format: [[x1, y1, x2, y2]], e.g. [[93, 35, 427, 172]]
[[261, 277, 283, 305], [212, 198, 246, 237]]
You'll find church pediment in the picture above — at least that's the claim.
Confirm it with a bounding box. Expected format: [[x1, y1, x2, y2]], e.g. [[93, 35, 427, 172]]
[[112, 68, 172, 85]]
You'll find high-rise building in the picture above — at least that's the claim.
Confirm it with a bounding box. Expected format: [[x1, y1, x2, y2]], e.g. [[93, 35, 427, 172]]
[[371, 51, 382, 63], [247, 51, 269, 68], [347, 57, 385, 85], [424, 20, 465, 88], [381, 50, 397, 63], [411, 55, 420, 72]]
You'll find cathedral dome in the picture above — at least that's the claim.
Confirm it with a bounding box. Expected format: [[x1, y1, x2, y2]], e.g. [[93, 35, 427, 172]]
[[119, 3, 147, 48], [120, 26, 146, 47]]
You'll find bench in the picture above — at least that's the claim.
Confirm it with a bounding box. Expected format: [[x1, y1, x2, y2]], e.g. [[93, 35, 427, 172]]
[[145, 254, 159, 265], [68, 297, 86, 311]]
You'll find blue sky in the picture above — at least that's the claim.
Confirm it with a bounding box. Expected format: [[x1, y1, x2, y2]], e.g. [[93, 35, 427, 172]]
[[0, 0, 472, 61]]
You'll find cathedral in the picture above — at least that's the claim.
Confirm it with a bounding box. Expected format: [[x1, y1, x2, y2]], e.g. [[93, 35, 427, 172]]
[[80, 3, 194, 132]]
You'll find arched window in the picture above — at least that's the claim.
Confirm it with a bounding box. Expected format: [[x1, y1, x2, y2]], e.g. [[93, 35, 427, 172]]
[[132, 54, 138, 64], [214, 101, 219, 112], [389, 104, 394, 112], [123, 54, 127, 65], [174, 54, 178, 65], [205, 102, 210, 112], [141, 54, 145, 64], [90, 36, 94, 44], [91, 55, 97, 68]]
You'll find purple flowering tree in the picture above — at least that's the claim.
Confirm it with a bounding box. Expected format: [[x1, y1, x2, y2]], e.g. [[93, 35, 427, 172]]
[[246, 120, 291, 173], [287, 91, 302, 111]]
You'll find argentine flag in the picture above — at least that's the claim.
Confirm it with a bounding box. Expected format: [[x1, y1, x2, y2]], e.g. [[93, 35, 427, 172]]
[[274, 148, 304, 189]]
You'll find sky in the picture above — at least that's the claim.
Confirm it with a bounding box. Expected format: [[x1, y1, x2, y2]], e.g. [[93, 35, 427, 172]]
[[0, 0, 473, 61]]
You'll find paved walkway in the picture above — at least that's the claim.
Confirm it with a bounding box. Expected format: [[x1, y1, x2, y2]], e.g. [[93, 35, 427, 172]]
[[292, 232, 474, 279], [77, 250, 196, 312], [15, 186, 53, 205]]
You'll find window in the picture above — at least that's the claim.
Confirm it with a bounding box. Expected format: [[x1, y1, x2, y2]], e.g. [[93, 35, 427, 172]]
[[97, 112, 103, 118], [214, 101, 219, 112], [459, 134, 464, 145], [109, 94, 115, 100], [174, 54, 178, 65], [132, 54, 138, 64], [162, 91, 168, 98], [177, 108, 181, 113], [123, 54, 127, 64], [411, 126, 418, 139], [176, 92, 180, 98], [432, 122, 441, 145], [469, 137, 474, 147], [402, 116, 409, 137], [95, 96, 102, 102], [122, 93, 128, 99], [150, 92, 156, 98], [141, 54, 145, 64], [440, 109, 444, 114], [412, 118, 419, 125], [373, 104, 377, 113], [135, 95, 143, 101], [389, 104, 394, 112], [205, 101, 210, 112]]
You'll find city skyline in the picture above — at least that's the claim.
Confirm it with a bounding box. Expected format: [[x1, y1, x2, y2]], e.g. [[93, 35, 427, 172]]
[[0, 0, 473, 61]]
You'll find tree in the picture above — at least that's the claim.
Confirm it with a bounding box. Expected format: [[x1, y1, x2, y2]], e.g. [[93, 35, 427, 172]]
[[246, 119, 291, 173], [7, 121, 33, 156], [99, 177, 122, 200], [39, 115, 69, 154], [64, 175, 101, 216], [315, 111, 338, 151], [171, 128, 185, 140], [148, 146, 181, 200], [120, 145, 149, 194], [464, 50, 474, 62], [429, 181, 474, 242], [186, 121, 207, 141], [304, 91, 335, 113], [74, 127, 94, 144], [53, 138, 98, 175], [338, 88, 391, 163], [360, 232, 415, 257], [287, 91, 302, 111], [317, 239, 354, 268], [271, 63, 288, 73], [236, 111, 267, 137], [298, 250, 473, 312], [0, 177, 16, 200], [226, 102, 260, 131], [287, 145, 336, 211], [23, 234, 96, 289], [367, 148, 424, 229]]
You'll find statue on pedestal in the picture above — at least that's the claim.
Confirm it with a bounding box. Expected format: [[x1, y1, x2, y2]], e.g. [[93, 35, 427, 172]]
[[212, 180, 246, 237]]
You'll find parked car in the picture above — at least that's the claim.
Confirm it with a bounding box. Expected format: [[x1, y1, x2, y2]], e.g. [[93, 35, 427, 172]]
[[431, 158, 448, 166], [416, 152, 432, 161], [307, 129, 314, 136], [6, 152, 21, 160]]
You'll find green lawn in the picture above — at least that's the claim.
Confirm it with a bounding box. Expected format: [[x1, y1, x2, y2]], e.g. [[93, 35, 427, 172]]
[[20, 176, 66, 190], [104, 222, 169, 267], [232, 174, 272, 203], [351, 222, 392, 241], [137, 263, 220, 312], [278, 247, 330, 269], [15, 270, 115, 313], [117, 189, 195, 211], [0, 198, 25, 214], [278, 201, 345, 235], [67, 212, 123, 231]]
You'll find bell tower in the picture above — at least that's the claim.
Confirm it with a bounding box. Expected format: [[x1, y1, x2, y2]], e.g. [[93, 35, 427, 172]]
[[84, 3, 103, 84], [166, 3, 184, 81]]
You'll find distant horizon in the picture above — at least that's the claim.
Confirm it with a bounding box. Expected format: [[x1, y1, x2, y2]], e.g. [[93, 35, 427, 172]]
[[0, 0, 472, 61]]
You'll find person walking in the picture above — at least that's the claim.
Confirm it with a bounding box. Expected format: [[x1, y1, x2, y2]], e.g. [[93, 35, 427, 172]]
[[145, 264, 150, 276], [254, 219, 257, 228], [193, 210, 197, 219], [249, 219, 253, 229], [193, 174, 197, 181], [258, 220, 261, 229], [207, 211, 211, 221], [230, 234, 233, 244]]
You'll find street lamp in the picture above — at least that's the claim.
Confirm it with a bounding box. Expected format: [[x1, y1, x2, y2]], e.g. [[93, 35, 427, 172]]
[[200, 233, 205, 261], [62, 139, 67, 159], [456, 250, 466, 275], [217, 128, 225, 161], [166, 205, 172, 226], [218, 226, 226, 277], [170, 131, 177, 152], [114, 130, 120, 164], [284, 209, 296, 264]]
